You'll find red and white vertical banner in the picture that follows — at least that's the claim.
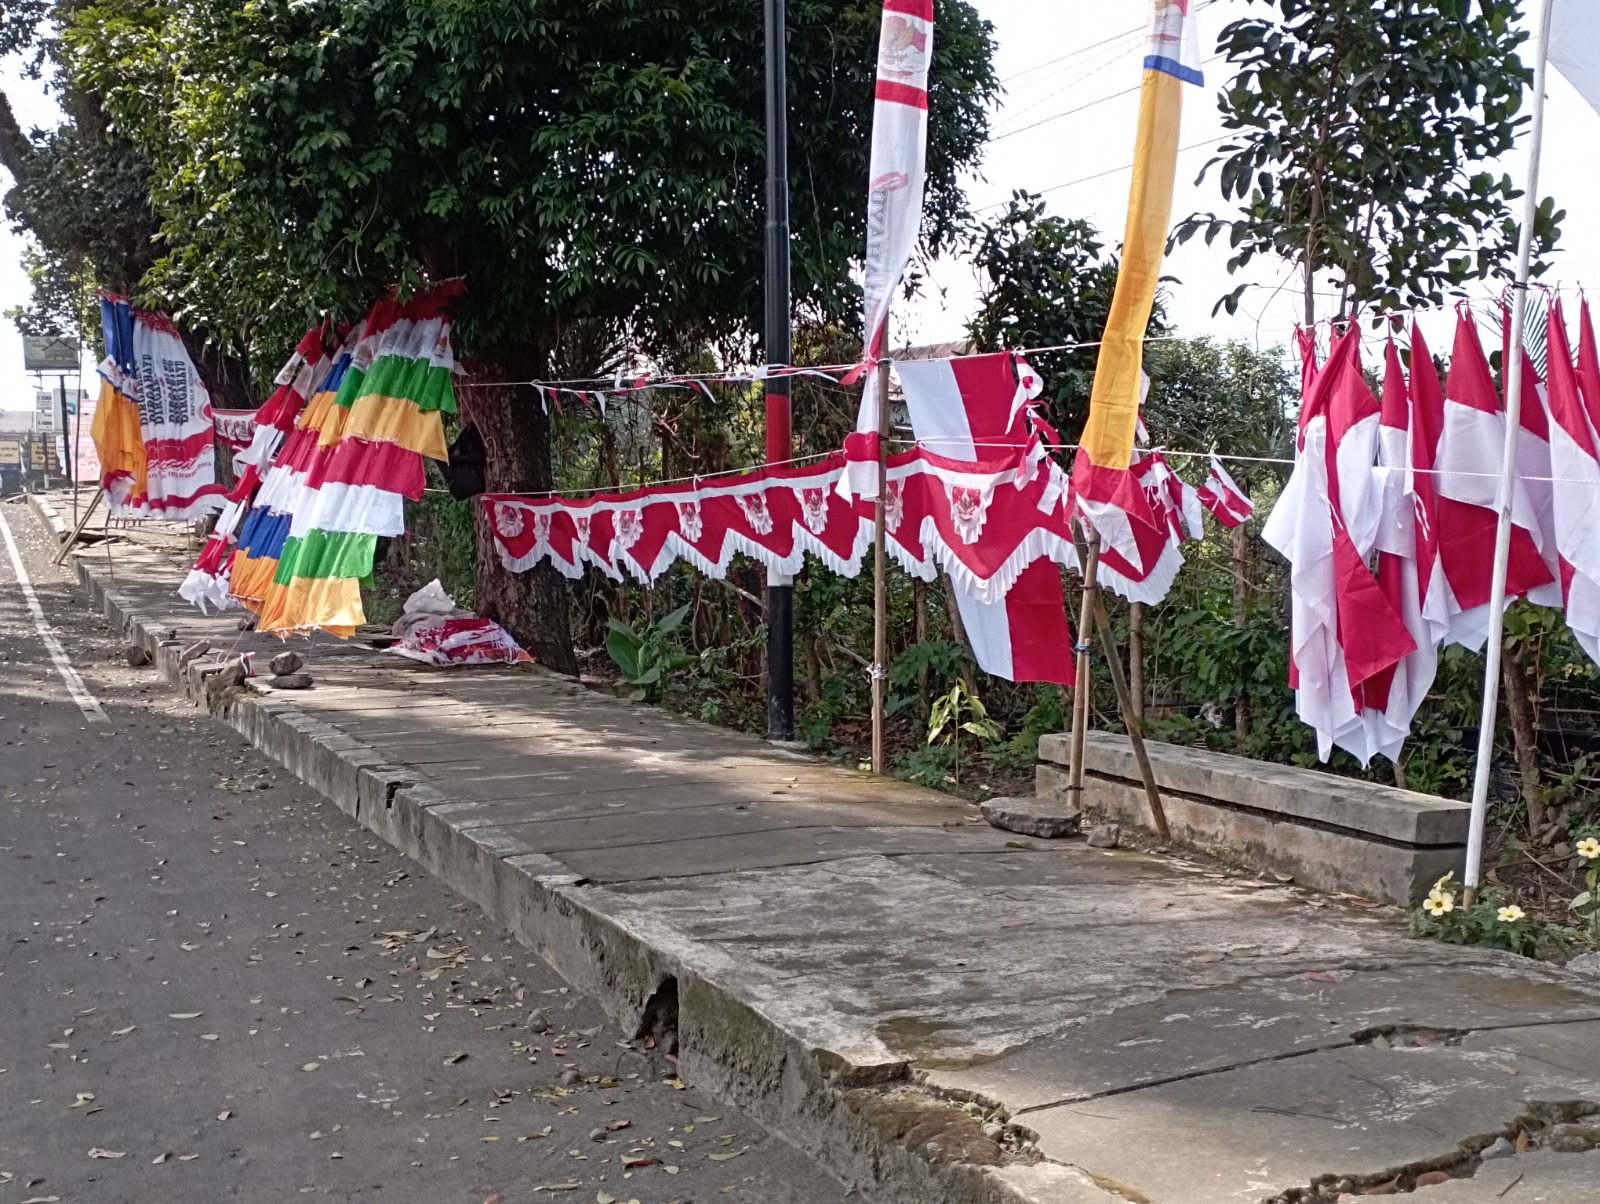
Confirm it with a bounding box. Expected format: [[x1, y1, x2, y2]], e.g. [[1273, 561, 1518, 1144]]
[[846, 0, 934, 496]]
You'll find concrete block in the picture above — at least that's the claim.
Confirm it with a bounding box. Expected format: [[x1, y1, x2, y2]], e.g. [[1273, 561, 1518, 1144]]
[[1039, 731, 1468, 845], [1037, 762, 1459, 905]]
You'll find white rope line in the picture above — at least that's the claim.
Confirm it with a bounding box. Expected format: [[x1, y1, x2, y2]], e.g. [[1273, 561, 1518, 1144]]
[[472, 450, 838, 498]]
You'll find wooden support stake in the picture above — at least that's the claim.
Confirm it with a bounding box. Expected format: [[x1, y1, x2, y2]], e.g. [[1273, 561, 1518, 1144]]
[[54, 486, 104, 566], [870, 359, 891, 775], [1092, 591, 1171, 841], [1067, 532, 1100, 801]]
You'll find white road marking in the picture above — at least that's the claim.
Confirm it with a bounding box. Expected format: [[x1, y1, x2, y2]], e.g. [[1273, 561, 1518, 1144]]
[[0, 507, 109, 723]]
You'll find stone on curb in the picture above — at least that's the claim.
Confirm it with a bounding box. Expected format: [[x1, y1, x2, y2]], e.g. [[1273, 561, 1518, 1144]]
[[205, 660, 249, 699], [178, 640, 211, 667], [1086, 823, 1121, 849], [979, 797, 1083, 839], [270, 650, 305, 677], [268, 672, 314, 690], [1566, 951, 1600, 977], [1479, 1135, 1514, 1160], [123, 644, 151, 667]]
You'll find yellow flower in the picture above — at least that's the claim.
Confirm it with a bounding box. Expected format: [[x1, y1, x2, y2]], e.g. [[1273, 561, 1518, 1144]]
[[1422, 891, 1455, 917], [1432, 871, 1455, 892], [1577, 837, 1600, 862], [1497, 905, 1526, 924]]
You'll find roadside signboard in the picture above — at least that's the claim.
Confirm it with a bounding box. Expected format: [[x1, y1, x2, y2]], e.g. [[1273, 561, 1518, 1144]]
[[0, 438, 20, 466], [22, 334, 81, 373]]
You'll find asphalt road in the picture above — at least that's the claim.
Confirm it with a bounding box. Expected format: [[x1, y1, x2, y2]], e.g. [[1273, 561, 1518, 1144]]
[[0, 496, 846, 1204]]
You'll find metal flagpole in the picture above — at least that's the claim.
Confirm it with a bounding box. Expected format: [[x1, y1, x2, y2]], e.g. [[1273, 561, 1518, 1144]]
[[763, 0, 796, 744], [1464, 0, 1555, 904], [871, 354, 891, 774]]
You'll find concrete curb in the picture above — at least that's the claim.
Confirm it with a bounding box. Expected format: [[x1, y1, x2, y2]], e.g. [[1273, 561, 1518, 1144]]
[[32, 492, 1104, 1204]]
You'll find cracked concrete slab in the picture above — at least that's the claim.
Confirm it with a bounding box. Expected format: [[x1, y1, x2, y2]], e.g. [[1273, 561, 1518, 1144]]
[[1418, 1150, 1600, 1202], [1021, 1038, 1600, 1204]]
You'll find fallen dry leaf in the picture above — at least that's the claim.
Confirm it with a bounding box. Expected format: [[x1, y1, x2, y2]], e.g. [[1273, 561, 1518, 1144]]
[[111, 1026, 135, 1037], [22, 1196, 61, 1202], [531, 1185, 581, 1194], [217, 1110, 232, 1122], [87, 1147, 126, 1159], [605, 1119, 631, 1133], [168, 1013, 203, 1020], [152, 1153, 169, 1164], [178, 1153, 199, 1162], [200, 1034, 220, 1042], [708, 1149, 745, 1162], [69, 1093, 95, 1108], [1413, 1170, 1451, 1188]]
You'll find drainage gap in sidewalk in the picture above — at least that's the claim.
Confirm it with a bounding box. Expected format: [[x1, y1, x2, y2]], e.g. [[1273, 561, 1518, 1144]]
[[1265, 1099, 1600, 1201], [1348, 1024, 1467, 1050], [637, 976, 679, 1057]]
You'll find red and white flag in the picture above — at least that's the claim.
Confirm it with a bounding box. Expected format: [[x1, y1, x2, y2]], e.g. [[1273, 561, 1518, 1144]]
[[1196, 455, 1253, 527], [1264, 329, 1414, 765], [1545, 299, 1600, 666], [845, 0, 934, 497], [1432, 308, 1554, 649], [1357, 338, 1444, 764], [1502, 307, 1562, 606], [895, 352, 1075, 684]]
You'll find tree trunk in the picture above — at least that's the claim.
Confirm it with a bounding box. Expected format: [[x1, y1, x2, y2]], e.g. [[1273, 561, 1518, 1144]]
[[461, 361, 578, 676], [914, 578, 929, 710], [1128, 601, 1145, 721], [1231, 524, 1252, 742], [1502, 639, 1544, 833], [941, 577, 976, 694]]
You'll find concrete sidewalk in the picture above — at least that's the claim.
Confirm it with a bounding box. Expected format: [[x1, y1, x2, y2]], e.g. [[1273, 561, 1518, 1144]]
[[34, 491, 1600, 1204]]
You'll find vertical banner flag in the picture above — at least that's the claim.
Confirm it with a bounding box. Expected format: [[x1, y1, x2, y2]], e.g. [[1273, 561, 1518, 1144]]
[[1551, 0, 1600, 117], [845, 0, 934, 496], [1074, 0, 1202, 484]]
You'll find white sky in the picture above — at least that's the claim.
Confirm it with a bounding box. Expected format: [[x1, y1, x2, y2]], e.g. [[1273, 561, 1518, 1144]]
[[1, 1, 1598, 415]]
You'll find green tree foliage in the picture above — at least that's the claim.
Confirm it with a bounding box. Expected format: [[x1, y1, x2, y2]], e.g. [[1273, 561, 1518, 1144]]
[[1174, 0, 1563, 323], [68, 0, 998, 362], [965, 192, 1164, 437], [60, 0, 999, 664]]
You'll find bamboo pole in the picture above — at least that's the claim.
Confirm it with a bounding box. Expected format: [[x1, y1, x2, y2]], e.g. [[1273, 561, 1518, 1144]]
[[1092, 591, 1171, 841], [54, 486, 104, 566], [1067, 531, 1100, 800], [871, 359, 891, 774]]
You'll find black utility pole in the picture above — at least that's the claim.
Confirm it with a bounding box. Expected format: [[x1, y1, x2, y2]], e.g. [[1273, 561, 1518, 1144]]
[[763, 0, 795, 743], [56, 373, 71, 481]]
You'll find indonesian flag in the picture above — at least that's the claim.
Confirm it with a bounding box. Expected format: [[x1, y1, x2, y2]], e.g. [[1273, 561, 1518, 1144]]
[[1264, 329, 1414, 765], [1357, 338, 1444, 764], [895, 352, 1075, 684], [1545, 299, 1600, 666], [1432, 308, 1554, 649], [846, 0, 934, 496], [1068, 0, 1203, 600], [1196, 455, 1253, 527], [1502, 306, 1563, 608]]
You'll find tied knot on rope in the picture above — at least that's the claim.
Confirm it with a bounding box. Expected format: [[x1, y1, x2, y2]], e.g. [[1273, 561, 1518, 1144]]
[[867, 662, 888, 682], [1073, 641, 1093, 654]]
